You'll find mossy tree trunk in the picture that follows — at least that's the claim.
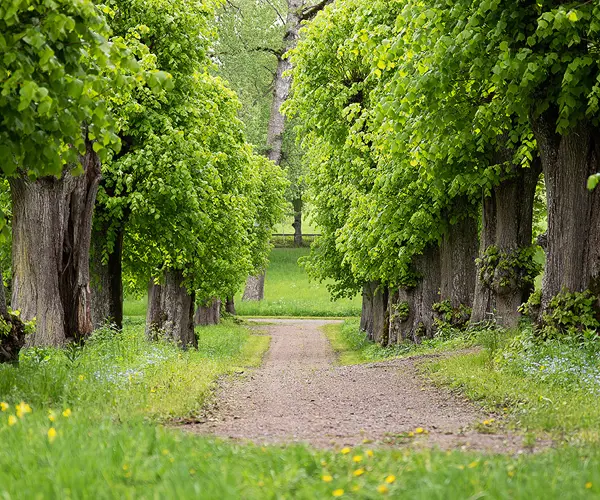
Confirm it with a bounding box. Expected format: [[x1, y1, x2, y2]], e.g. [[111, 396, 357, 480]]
[[532, 114, 600, 319], [437, 198, 479, 326], [389, 245, 441, 343], [472, 160, 541, 328]]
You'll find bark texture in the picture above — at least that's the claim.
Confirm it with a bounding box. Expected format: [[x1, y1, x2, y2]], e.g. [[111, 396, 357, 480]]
[[10, 140, 101, 347], [292, 197, 303, 247], [532, 114, 600, 316], [90, 223, 124, 329], [471, 162, 541, 328], [225, 296, 236, 315], [146, 270, 197, 349], [438, 199, 479, 325], [360, 281, 389, 344], [389, 245, 441, 344], [194, 298, 222, 326], [242, 273, 266, 301]]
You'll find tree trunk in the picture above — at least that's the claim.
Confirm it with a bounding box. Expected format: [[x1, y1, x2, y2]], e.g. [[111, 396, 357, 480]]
[[471, 162, 541, 328], [359, 281, 388, 344], [471, 195, 497, 324], [146, 270, 197, 349], [91, 223, 124, 329], [532, 115, 600, 317], [292, 197, 303, 247], [194, 298, 222, 326], [389, 245, 441, 343], [242, 272, 266, 301], [10, 141, 101, 347], [438, 198, 479, 325], [225, 296, 236, 315], [360, 282, 374, 335]]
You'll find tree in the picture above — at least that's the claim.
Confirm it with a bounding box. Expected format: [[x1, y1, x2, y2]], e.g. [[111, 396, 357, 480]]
[[0, 0, 158, 346]]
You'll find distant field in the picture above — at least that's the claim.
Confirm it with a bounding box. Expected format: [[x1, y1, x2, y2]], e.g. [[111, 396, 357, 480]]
[[124, 247, 361, 319], [235, 248, 361, 317]]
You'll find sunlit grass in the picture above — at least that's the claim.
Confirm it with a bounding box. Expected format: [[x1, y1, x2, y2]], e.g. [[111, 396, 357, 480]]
[[235, 248, 361, 317]]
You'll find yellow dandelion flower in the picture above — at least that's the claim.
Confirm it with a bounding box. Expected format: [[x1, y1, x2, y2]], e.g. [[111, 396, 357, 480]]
[[8, 415, 17, 426], [123, 464, 129, 471], [366, 450, 374, 458], [332, 489, 344, 497], [377, 485, 389, 494], [385, 475, 396, 484], [16, 402, 32, 418], [47, 427, 57, 443], [353, 455, 363, 463], [341, 447, 351, 455], [0, 402, 8, 412], [468, 461, 478, 469], [62, 408, 72, 418], [48, 411, 56, 422], [415, 427, 424, 434], [161, 449, 170, 455], [408, 431, 415, 437], [322, 475, 333, 483], [78, 375, 85, 381], [353, 469, 365, 477], [586, 482, 593, 489], [483, 420, 490, 426]]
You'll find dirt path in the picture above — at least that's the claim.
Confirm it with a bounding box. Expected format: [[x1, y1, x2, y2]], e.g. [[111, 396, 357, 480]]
[[187, 319, 529, 452]]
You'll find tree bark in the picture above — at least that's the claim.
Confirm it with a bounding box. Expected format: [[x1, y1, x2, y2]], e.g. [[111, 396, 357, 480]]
[[292, 197, 303, 247], [438, 198, 479, 322], [242, 272, 266, 301], [225, 296, 236, 315], [194, 298, 222, 326], [389, 245, 441, 343], [146, 270, 197, 349], [360, 281, 388, 344], [532, 115, 600, 316], [471, 162, 541, 328], [10, 140, 101, 347], [91, 222, 124, 329]]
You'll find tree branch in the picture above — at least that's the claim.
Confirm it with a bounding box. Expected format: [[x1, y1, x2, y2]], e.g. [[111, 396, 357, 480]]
[[299, 0, 333, 21], [263, 0, 286, 24]]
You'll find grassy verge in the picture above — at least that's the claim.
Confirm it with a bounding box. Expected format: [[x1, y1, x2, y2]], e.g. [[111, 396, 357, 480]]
[[325, 319, 475, 365], [235, 248, 361, 317], [1, 319, 600, 497]]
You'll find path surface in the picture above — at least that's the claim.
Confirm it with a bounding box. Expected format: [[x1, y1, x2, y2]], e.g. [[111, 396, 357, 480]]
[[187, 319, 528, 451]]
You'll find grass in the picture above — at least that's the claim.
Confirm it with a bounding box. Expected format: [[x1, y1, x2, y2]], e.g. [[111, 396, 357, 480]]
[[124, 248, 362, 318], [235, 248, 361, 317], [2, 318, 600, 497], [325, 319, 475, 365]]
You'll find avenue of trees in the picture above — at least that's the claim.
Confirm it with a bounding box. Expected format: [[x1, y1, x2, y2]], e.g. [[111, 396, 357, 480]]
[[0, 0, 287, 355], [287, 0, 600, 344]]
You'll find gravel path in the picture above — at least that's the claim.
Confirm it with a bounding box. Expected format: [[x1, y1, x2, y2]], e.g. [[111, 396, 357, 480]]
[[186, 319, 531, 452]]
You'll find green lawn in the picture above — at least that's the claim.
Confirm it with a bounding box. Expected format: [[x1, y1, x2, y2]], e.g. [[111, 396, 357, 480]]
[[125, 248, 361, 319], [235, 247, 361, 317]]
